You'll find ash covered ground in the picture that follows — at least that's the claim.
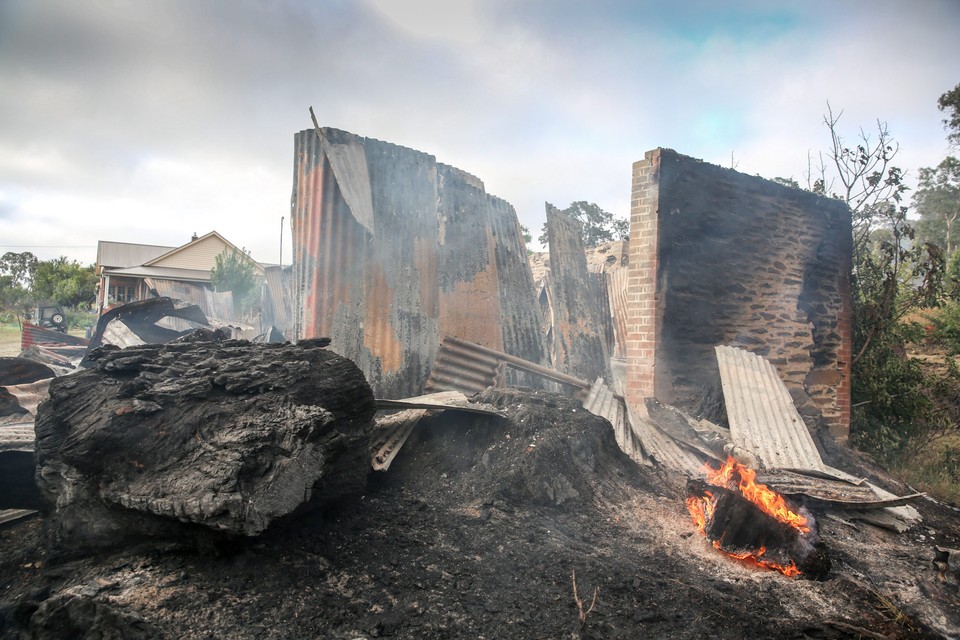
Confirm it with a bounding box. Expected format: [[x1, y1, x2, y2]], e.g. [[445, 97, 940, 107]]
[[2, 388, 959, 639]]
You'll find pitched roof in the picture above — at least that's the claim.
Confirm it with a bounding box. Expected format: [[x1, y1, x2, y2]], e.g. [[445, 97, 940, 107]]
[[141, 231, 265, 274], [96, 241, 176, 270]]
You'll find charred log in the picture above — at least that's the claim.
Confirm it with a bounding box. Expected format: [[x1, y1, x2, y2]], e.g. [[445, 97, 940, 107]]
[[687, 479, 830, 580], [35, 339, 376, 552]]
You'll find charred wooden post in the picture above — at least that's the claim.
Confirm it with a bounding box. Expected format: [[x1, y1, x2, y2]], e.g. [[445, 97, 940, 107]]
[[35, 338, 376, 551], [687, 479, 830, 580]]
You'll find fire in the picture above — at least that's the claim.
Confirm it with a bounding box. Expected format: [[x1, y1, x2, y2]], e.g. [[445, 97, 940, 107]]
[[687, 456, 808, 577], [704, 457, 810, 534]]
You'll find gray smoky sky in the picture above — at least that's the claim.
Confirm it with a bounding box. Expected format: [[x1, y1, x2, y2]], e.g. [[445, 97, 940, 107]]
[[0, 0, 958, 264]]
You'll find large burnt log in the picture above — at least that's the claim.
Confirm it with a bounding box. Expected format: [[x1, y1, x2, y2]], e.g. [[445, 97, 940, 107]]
[[35, 339, 376, 551], [687, 479, 830, 580]]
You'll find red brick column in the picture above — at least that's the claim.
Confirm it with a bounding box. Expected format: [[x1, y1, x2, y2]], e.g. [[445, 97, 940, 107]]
[[625, 150, 661, 409], [834, 258, 853, 442]]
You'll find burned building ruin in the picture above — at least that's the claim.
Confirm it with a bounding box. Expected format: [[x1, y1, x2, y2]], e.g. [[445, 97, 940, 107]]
[[624, 148, 853, 439], [290, 127, 548, 399]]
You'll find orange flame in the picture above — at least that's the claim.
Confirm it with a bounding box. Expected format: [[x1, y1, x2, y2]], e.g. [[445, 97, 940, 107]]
[[687, 456, 808, 577], [703, 457, 810, 534]]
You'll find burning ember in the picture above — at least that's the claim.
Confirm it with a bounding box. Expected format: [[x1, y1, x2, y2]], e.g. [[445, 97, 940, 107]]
[[687, 457, 829, 579]]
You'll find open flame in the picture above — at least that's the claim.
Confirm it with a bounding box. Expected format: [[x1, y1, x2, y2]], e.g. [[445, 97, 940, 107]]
[[687, 456, 809, 577]]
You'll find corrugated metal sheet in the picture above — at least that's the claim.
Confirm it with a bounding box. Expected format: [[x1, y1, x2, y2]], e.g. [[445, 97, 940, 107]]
[[0, 509, 39, 528], [292, 126, 544, 399], [582, 378, 646, 464], [544, 204, 610, 382], [426, 337, 500, 396], [204, 290, 237, 322], [377, 390, 506, 418], [437, 163, 504, 352], [488, 195, 549, 369], [0, 422, 34, 453], [372, 409, 428, 471], [607, 267, 629, 359], [261, 266, 293, 336], [715, 345, 921, 529], [20, 324, 88, 351], [144, 277, 207, 308], [426, 336, 591, 397], [624, 403, 704, 474], [316, 128, 375, 235], [716, 345, 826, 471], [592, 271, 615, 357], [292, 127, 440, 399]]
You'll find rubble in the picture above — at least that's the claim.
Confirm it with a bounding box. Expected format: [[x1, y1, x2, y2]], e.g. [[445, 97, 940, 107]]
[[34, 338, 376, 550], [2, 385, 958, 638]]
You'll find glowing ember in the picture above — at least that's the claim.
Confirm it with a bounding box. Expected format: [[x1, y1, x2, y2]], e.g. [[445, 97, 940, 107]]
[[687, 456, 810, 577]]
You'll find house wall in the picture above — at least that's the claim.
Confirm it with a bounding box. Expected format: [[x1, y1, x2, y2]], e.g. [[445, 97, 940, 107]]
[[625, 148, 852, 439], [152, 236, 230, 271]]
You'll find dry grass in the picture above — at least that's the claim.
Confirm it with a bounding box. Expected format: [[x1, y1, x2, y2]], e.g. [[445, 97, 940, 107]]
[[0, 322, 22, 357]]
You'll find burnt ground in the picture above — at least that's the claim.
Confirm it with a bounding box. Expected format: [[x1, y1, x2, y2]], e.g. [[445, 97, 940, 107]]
[[2, 388, 960, 639]]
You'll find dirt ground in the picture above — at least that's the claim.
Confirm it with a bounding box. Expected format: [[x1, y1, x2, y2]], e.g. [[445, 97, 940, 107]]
[[2, 388, 959, 639]]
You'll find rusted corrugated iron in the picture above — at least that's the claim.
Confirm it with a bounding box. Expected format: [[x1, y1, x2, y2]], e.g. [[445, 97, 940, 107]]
[[426, 336, 589, 397], [292, 127, 439, 399], [291, 126, 545, 399], [544, 204, 610, 382], [437, 164, 504, 352], [20, 324, 88, 351], [426, 337, 500, 396]]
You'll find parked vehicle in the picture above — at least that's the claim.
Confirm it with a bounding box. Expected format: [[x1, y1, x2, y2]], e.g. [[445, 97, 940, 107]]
[[35, 305, 68, 333]]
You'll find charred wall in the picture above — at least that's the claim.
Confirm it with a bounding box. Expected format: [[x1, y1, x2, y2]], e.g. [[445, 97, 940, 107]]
[[545, 204, 611, 382], [625, 149, 852, 438], [291, 127, 545, 399]]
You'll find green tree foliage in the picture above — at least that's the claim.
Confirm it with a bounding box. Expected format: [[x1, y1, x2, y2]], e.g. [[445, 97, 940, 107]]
[[538, 201, 629, 247], [913, 156, 960, 257], [31, 257, 97, 308], [211, 248, 260, 314], [520, 225, 532, 245], [810, 106, 949, 460], [0, 252, 39, 287], [0, 251, 39, 311], [938, 82, 960, 148]]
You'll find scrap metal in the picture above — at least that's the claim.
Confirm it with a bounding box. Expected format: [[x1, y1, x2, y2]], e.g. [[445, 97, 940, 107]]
[[81, 297, 210, 366], [426, 336, 589, 398], [543, 204, 610, 383], [291, 124, 546, 400]]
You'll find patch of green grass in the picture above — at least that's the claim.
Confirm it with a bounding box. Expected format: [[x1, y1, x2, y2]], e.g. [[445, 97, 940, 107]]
[[892, 436, 960, 505]]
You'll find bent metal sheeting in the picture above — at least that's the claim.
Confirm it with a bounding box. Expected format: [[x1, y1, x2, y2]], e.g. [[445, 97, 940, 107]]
[[291, 126, 546, 399]]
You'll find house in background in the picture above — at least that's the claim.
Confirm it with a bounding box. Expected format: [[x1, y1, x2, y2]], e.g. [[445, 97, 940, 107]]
[[95, 231, 266, 319]]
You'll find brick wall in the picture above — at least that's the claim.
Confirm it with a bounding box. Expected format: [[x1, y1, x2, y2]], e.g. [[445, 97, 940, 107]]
[[625, 150, 662, 408], [625, 148, 853, 439]]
